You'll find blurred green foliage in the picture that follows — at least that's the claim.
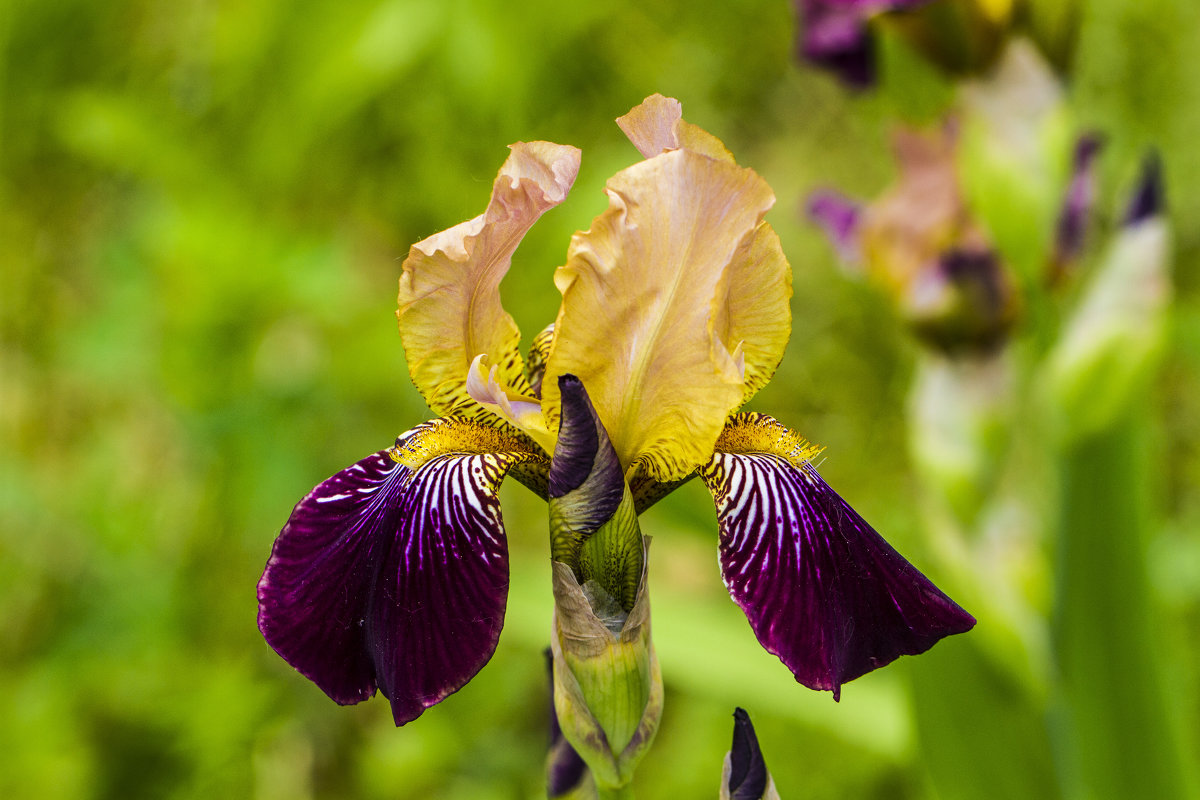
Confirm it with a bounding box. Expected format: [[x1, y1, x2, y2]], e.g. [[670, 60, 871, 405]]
[[1, 0, 1199, 798]]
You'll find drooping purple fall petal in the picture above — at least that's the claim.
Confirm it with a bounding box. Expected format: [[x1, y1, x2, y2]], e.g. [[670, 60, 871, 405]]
[[258, 422, 540, 725], [701, 413, 975, 699]]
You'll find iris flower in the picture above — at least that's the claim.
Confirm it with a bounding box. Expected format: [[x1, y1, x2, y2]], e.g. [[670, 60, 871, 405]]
[[257, 95, 975, 729]]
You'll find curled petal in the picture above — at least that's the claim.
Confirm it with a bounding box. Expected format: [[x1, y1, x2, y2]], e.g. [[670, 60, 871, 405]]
[[258, 419, 546, 725], [398, 141, 581, 419], [616, 93, 735, 162], [466, 354, 556, 453], [700, 413, 975, 699]]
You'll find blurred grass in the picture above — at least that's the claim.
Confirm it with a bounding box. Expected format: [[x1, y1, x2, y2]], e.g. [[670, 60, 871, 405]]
[[1, 0, 1198, 798]]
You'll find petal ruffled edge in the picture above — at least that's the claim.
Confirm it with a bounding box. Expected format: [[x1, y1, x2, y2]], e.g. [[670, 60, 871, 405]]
[[257, 418, 547, 724], [700, 413, 975, 699], [397, 141, 581, 420]]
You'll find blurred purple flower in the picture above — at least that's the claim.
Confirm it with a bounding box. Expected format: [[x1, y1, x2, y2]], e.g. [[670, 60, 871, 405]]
[[794, 0, 933, 87]]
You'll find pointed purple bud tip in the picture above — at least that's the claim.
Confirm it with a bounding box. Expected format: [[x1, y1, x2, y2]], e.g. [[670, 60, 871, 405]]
[[1124, 151, 1164, 226], [548, 375, 627, 571], [807, 189, 863, 264], [550, 375, 600, 497], [549, 375, 623, 517], [728, 708, 769, 800], [1053, 132, 1106, 267]]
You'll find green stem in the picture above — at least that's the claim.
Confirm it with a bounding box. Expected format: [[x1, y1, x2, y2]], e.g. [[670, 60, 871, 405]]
[[1053, 404, 1193, 799], [594, 784, 634, 800]]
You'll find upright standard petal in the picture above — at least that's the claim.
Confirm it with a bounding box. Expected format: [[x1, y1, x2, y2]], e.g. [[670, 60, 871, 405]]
[[545, 147, 779, 483], [397, 141, 581, 419], [257, 418, 546, 725], [699, 413, 975, 699], [616, 95, 793, 408]]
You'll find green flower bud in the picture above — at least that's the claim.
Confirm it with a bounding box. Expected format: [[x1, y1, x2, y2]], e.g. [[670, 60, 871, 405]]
[[550, 537, 663, 792]]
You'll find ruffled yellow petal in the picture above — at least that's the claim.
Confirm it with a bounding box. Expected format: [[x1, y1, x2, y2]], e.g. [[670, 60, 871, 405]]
[[713, 221, 793, 405], [615, 93, 734, 162], [544, 148, 779, 483], [397, 141, 581, 418], [618, 95, 792, 407]]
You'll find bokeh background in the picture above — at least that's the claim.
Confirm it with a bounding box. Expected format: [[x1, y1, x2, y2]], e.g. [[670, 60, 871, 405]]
[[2, 0, 1199, 797]]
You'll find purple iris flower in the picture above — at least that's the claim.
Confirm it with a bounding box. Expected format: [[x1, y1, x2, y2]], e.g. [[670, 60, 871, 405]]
[[795, 0, 934, 87], [257, 95, 975, 729]]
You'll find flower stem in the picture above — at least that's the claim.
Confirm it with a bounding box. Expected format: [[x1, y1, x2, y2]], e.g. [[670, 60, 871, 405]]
[[1053, 406, 1194, 799], [594, 783, 634, 800]]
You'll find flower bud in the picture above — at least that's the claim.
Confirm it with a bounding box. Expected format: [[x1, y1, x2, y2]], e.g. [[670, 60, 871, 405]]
[[720, 708, 780, 800], [1046, 154, 1170, 443], [550, 544, 663, 790]]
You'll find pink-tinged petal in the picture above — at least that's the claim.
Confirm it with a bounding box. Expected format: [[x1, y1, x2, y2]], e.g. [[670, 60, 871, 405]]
[[397, 141, 581, 420], [616, 93, 735, 162], [701, 413, 975, 699], [258, 419, 545, 725]]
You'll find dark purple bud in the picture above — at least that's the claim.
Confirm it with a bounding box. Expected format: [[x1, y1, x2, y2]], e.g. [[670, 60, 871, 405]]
[[1053, 133, 1105, 270], [548, 375, 625, 563], [1124, 151, 1164, 226], [727, 708, 769, 800], [807, 189, 864, 264]]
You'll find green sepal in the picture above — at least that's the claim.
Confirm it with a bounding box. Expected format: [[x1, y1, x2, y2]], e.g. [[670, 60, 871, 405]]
[[550, 537, 662, 791]]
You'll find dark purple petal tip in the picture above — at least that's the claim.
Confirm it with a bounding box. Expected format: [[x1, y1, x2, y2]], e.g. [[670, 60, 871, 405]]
[[1124, 150, 1164, 226], [807, 189, 864, 264], [728, 708, 769, 800], [701, 449, 975, 700], [258, 426, 521, 725]]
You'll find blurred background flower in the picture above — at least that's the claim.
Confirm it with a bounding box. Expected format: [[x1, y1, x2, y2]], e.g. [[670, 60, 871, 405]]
[[2, 0, 1200, 798]]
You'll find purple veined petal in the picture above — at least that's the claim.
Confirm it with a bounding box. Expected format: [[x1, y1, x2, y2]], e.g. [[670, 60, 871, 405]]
[[806, 189, 864, 265], [258, 419, 543, 725], [366, 447, 518, 725], [701, 413, 975, 700]]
